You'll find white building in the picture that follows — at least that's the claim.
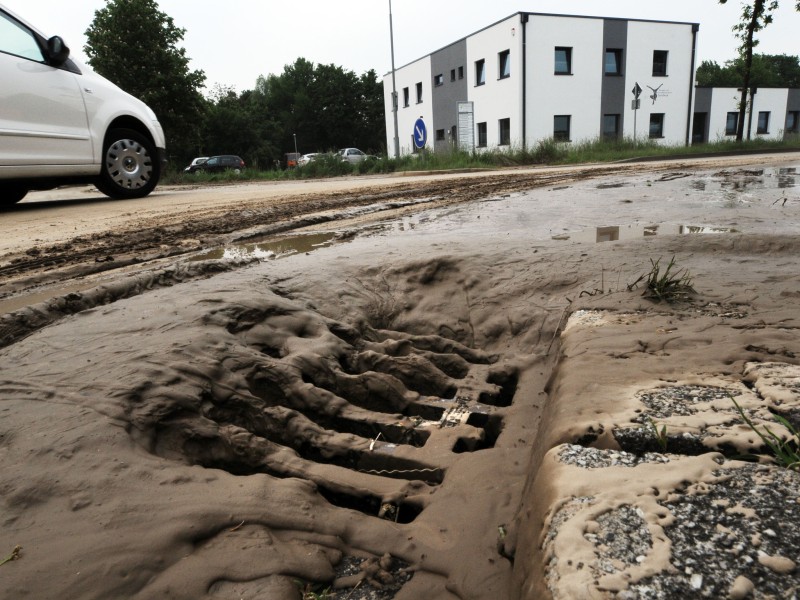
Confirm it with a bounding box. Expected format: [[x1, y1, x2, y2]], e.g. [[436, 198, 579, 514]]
[[692, 87, 800, 143], [383, 12, 700, 157]]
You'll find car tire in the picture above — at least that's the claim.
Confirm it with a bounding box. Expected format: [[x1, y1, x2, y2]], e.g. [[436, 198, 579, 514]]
[[0, 184, 28, 206], [95, 128, 160, 200]]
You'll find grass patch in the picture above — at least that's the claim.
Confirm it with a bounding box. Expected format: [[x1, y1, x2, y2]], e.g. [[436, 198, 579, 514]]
[[730, 394, 800, 470], [162, 136, 800, 185], [647, 417, 668, 452], [629, 256, 695, 303]]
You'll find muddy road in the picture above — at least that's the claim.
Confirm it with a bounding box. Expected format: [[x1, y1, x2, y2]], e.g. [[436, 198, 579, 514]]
[[2, 154, 791, 307]]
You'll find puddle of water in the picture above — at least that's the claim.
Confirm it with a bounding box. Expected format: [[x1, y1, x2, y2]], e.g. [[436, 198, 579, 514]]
[[190, 232, 343, 261], [551, 224, 736, 243]]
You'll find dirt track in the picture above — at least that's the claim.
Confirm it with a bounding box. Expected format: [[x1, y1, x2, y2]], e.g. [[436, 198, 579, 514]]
[[2, 154, 791, 303]]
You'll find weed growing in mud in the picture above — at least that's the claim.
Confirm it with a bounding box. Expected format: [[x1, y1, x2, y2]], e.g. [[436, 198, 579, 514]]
[[296, 581, 331, 599], [647, 417, 668, 452], [0, 545, 21, 567], [730, 394, 800, 470], [629, 256, 695, 303]]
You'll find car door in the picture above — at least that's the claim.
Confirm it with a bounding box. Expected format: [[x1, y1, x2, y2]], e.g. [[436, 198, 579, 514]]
[[0, 10, 93, 168]]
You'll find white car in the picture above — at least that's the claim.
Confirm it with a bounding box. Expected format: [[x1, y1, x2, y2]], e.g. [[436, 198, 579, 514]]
[[0, 5, 167, 205], [338, 148, 377, 164], [297, 153, 320, 167], [183, 157, 209, 172]]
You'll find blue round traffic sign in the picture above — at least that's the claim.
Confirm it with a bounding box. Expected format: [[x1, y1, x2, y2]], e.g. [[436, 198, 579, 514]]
[[413, 118, 427, 149]]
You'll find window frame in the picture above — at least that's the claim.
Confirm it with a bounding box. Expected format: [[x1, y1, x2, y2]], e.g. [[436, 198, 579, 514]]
[[498, 118, 511, 145], [602, 114, 621, 139], [475, 59, 486, 86], [415, 82, 423, 104], [450, 68, 456, 82], [498, 49, 511, 79], [477, 121, 487, 147], [725, 111, 739, 136], [458, 66, 464, 80], [553, 115, 571, 141], [652, 50, 668, 77], [433, 74, 444, 87], [554, 47, 572, 75], [757, 111, 770, 134], [787, 111, 800, 133], [435, 128, 446, 141], [402, 87, 409, 108], [649, 113, 665, 139], [604, 48, 622, 76]]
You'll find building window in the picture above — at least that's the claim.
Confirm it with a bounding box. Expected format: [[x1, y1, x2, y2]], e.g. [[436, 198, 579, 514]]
[[402, 87, 409, 107], [450, 68, 456, 82], [757, 111, 770, 134], [416, 82, 423, 103], [458, 66, 464, 79], [603, 114, 620, 139], [652, 50, 668, 76], [726, 112, 739, 135], [477, 122, 487, 147], [499, 50, 510, 79], [435, 128, 446, 141], [649, 113, 665, 138], [787, 111, 800, 133], [605, 49, 622, 75], [475, 59, 485, 86], [434, 74, 443, 87], [554, 115, 571, 141], [499, 118, 511, 145], [555, 47, 572, 75]]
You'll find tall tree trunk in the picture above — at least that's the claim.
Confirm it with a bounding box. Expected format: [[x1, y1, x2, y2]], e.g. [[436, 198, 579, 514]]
[[737, 0, 764, 141]]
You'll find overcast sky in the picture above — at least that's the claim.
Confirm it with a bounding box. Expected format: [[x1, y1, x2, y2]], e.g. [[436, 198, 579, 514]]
[[4, 1, 800, 93]]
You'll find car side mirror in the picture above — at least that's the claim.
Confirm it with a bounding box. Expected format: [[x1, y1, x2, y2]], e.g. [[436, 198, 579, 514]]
[[45, 36, 70, 66]]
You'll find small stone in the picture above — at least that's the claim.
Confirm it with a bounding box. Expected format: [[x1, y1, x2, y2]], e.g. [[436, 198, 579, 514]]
[[690, 573, 703, 590]]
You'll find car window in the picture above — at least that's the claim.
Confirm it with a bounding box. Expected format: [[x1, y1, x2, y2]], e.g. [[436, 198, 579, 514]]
[[206, 157, 220, 166], [0, 12, 45, 62]]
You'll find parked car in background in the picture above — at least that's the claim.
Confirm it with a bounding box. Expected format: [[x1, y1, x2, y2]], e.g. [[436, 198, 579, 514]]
[[338, 148, 377, 164], [283, 152, 301, 169], [297, 153, 320, 167], [183, 157, 208, 172], [187, 155, 245, 174], [0, 5, 167, 205]]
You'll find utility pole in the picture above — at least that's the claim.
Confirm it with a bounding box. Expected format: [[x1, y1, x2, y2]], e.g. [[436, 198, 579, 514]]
[[389, 0, 400, 159]]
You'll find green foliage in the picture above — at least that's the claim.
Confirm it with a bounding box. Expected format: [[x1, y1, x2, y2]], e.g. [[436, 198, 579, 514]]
[[729, 394, 800, 470], [647, 417, 669, 452], [696, 54, 800, 87], [629, 256, 695, 303], [84, 0, 206, 161]]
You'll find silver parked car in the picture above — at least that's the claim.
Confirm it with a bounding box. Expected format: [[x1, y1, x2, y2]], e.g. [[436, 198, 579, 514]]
[[338, 148, 377, 164]]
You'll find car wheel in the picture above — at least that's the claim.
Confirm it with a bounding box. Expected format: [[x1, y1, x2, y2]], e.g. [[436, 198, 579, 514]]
[[0, 184, 28, 206], [95, 128, 160, 199]]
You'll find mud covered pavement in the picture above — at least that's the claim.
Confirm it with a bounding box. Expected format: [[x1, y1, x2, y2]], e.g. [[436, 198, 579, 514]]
[[1, 154, 799, 599]]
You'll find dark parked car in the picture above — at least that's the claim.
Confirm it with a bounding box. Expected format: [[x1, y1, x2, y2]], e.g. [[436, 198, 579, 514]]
[[188, 155, 245, 174]]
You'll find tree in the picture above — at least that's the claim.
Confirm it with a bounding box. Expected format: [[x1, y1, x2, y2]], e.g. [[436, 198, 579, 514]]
[[696, 54, 800, 87], [719, 0, 800, 140], [84, 0, 206, 163]]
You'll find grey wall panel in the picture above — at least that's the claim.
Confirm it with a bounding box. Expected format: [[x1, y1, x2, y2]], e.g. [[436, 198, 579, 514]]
[[601, 19, 628, 136], [431, 40, 468, 152]]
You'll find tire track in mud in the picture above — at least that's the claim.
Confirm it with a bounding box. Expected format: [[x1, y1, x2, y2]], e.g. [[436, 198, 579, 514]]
[[125, 294, 521, 529]]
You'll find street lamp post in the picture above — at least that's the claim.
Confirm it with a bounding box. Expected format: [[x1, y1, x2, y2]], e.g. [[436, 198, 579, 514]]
[[389, 0, 400, 159], [293, 133, 298, 156]]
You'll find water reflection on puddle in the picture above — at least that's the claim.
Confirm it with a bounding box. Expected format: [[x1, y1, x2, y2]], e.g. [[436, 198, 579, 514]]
[[552, 224, 736, 243], [191, 232, 342, 261]]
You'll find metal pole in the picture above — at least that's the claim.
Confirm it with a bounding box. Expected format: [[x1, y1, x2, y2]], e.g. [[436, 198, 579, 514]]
[[293, 133, 298, 155], [389, 0, 400, 159]]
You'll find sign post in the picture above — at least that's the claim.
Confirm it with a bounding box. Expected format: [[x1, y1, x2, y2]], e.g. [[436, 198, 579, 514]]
[[413, 117, 427, 151], [631, 82, 642, 144]]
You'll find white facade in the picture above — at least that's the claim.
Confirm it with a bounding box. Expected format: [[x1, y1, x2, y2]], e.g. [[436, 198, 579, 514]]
[[383, 56, 433, 156], [383, 12, 699, 157], [693, 87, 800, 143]]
